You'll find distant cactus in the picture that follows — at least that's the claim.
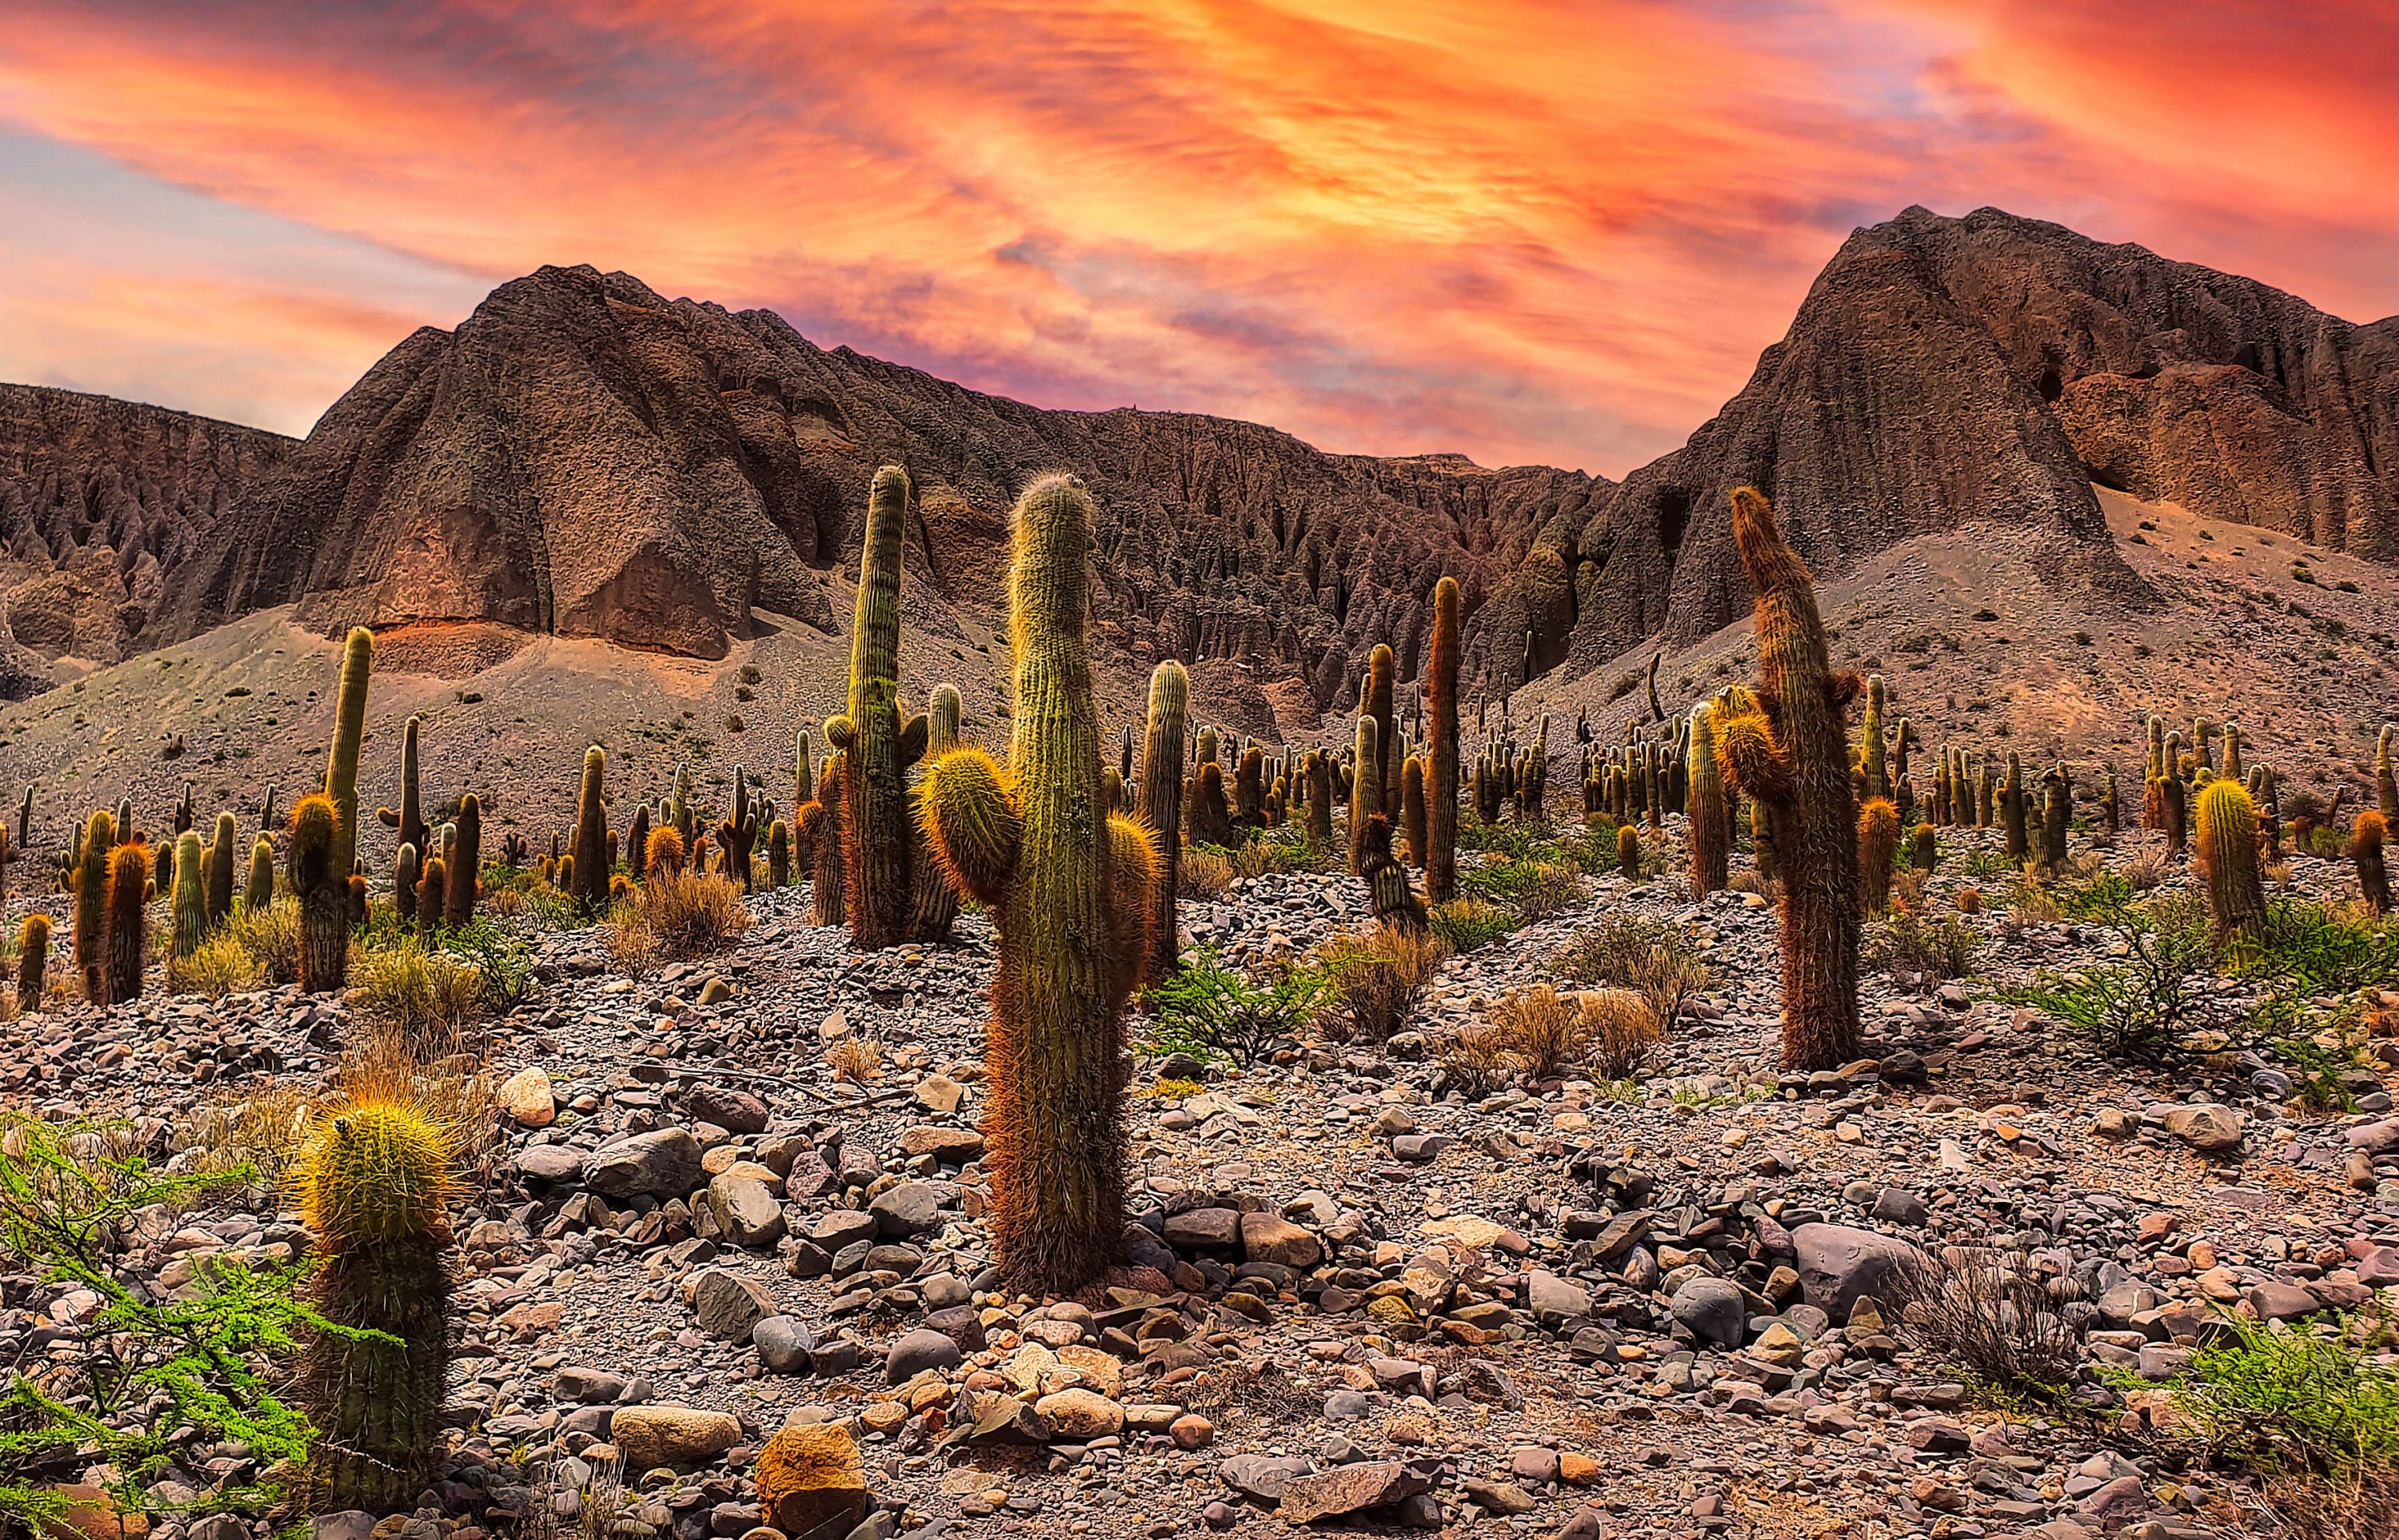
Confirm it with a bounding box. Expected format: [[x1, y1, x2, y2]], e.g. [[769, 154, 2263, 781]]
[[1857, 799, 1898, 916], [2000, 752, 2029, 864], [375, 715, 426, 859], [446, 794, 481, 928], [106, 840, 149, 1004], [2099, 764, 2121, 835], [1304, 750, 1335, 849], [717, 767, 760, 892], [1348, 716, 1383, 876], [1184, 762, 1235, 848], [2375, 726, 2397, 822], [294, 1094, 454, 1511], [203, 811, 237, 924], [1707, 488, 1861, 1071], [571, 747, 609, 912], [1399, 756, 1427, 869], [767, 820, 791, 888], [2194, 779, 2265, 942], [2040, 765, 2071, 871], [916, 474, 1156, 1293], [830, 467, 929, 948], [1910, 823, 1937, 872], [644, 824, 686, 880], [1136, 662, 1188, 984], [166, 831, 207, 963], [2159, 772, 2188, 857], [245, 836, 275, 912], [326, 628, 372, 885], [1617, 822, 1640, 878], [1363, 644, 1397, 813], [1858, 675, 1888, 803], [73, 809, 114, 1003], [2356, 811, 2391, 916], [627, 802, 651, 882], [801, 751, 847, 928], [1686, 703, 1729, 896], [416, 856, 447, 931], [394, 843, 420, 924], [291, 795, 349, 993], [1425, 577, 1461, 904], [16, 914, 48, 1013]]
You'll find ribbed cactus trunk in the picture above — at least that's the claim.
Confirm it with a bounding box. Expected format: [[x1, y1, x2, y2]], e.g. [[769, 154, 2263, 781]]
[[2356, 812, 2391, 916], [1136, 661, 1188, 985], [395, 844, 420, 924], [1858, 675, 1887, 803], [2040, 766, 2071, 871], [1348, 716, 1383, 877], [2000, 752, 2029, 864], [297, 1101, 453, 1514], [327, 628, 372, 886], [916, 474, 1156, 1295], [834, 466, 928, 949], [445, 795, 481, 928], [1857, 799, 1898, 916], [106, 842, 148, 1005], [17, 915, 48, 1014], [292, 796, 348, 993], [1305, 752, 1335, 849], [245, 837, 275, 912], [1363, 644, 1397, 816], [1710, 489, 1861, 1071], [1400, 757, 1427, 869], [204, 812, 237, 924], [74, 809, 114, 1004], [804, 752, 847, 928], [718, 768, 759, 890], [170, 832, 208, 960], [911, 684, 964, 941], [377, 715, 426, 860], [2195, 780, 2265, 942], [1686, 704, 1729, 895], [572, 747, 609, 913], [1425, 577, 1461, 904]]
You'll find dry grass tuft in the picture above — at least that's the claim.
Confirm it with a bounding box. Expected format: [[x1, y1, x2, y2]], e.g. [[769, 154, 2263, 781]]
[[349, 935, 486, 1055], [1317, 925, 1448, 1043], [620, 870, 750, 960], [1180, 848, 1235, 900], [825, 1037, 884, 1085], [172, 933, 264, 999], [223, 897, 301, 986]]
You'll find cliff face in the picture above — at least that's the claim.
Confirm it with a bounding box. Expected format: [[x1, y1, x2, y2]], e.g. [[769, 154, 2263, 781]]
[[13, 205, 2397, 718], [1470, 206, 2399, 689], [163, 266, 1596, 713], [0, 385, 292, 685]]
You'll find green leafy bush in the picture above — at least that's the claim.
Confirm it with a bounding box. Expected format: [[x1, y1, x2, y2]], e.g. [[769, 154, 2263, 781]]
[[1427, 899, 1518, 954], [2171, 1311, 2399, 1478], [1865, 909, 1982, 982], [1142, 948, 1328, 1067], [1461, 856, 1587, 920]]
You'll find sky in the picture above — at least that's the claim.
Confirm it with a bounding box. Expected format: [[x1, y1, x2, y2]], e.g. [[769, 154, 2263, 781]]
[[1, 1, 2393, 477]]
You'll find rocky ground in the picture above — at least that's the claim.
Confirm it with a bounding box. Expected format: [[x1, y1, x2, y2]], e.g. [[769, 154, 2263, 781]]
[[9, 812, 2399, 1540]]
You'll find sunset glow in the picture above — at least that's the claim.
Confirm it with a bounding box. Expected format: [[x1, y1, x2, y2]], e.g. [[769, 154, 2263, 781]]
[[2, 0, 2393, 473]]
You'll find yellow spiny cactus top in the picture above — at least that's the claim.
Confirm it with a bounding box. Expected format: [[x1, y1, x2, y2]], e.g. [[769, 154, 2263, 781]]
[[293, 1096, 455, 1251]]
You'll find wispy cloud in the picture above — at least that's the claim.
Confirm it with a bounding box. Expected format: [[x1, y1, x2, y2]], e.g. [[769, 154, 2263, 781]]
[[0, 0, 2391, 471]]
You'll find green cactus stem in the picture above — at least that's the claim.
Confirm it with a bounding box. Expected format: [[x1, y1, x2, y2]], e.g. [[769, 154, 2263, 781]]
[[376, 714, 426, 860], [245, 836, 275, 912], [291, 794, 349, 993], [1136, 661, 1188, 983], [829, 466, 930, 948], [1686, 703, 1729, 896], [106, 840, 149, 1004], [571, 747, 609, 913], [74, 809, 114, 1004], [327, 628, 372, 884], [2194, 778, 2264, 942]]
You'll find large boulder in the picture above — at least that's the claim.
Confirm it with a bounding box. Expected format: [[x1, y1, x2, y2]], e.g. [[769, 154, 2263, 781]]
[[753, 1421, 868, 1538], [587, 1130, 704, 1199], [1791, 1223, 1922, 1323], [609, 1405, 742, 1471]]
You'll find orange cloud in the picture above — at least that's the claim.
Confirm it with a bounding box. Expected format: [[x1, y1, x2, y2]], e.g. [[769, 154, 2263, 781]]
[[0, 0, 2392, 469]]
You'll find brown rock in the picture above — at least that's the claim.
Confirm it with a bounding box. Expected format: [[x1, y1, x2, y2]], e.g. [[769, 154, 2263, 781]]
[[754, 1421, 868, 1539]]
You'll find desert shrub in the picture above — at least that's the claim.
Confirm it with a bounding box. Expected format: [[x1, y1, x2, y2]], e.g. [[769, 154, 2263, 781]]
[[223, 896, 301, 986], [349, 935, 486, 1051], [171, 934, 263, 1000], [1889, 1247, 2081, 1406], [1487, 984, 1591, 1080], [440, 919, 536, 1015], [1438, 1026, 1519, 1098], [824, 1038, 884, 1084], [1959, 847, 2012, 879], [0, 1116, 325, 1526], [621, 870, 750, 960], [1180, 847, 1236, 900], [2169, 1311, 2399, 1483], [1551, 916, 1710, 1033], [1463, 857, 1587, 920], [1143, 948, 1328, 1067], [605, 916, 661, 980], [1427, 899, 1517, 953], [1317, 926, 1448, 1044], [2123, 851, 2172, 892], [1579, 988, 1664, 1079], [1459, 818, 1557, 860], [1865, 909, 1982, 982]]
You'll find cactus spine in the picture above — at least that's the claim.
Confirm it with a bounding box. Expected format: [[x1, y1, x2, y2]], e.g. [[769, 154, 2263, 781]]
[[245, 836, 275, 912], [1425, 577, 1461, 904], [170, 831, 207, 961], [1686, 702, 1729, 896], [295, 1096, 454, 1511], [1136, 661, 1188, 984], [2194, 778, 2264, 942], [571, 747, 609, 913], [106, 840, 148, 1004], [830, 466, 930, 948], [1708, 488, 1861, 1071], [916, 474, 1156, 1294]]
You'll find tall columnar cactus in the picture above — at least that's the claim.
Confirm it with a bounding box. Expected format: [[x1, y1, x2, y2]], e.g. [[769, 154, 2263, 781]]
[[1348, 716, 1383, 876], [376, 715, 426, 860], [571, 747, 609, 913], [245, 836, 275, 912], [671, 763, 696, 847], [1233, 747, 1266, 828], [2378, 726, 2397, 822], [74, 809, 114, 1004], [830, 466, 930, 948], [169, 832, 207, 962], [2355, 812, 2391, 916], [718, 767, 760, 891], [1708, 488, 1862, 1071], [17, 914, 48, 1014], [2040, 765, 2071, 871], [1911, 824, 1938, 872], [916, 473, 1157, 1294], [1363, 644, 1397, 813], [291, 795, 349, 993], [1184, 763, 1235, 848], [327, 628, 372, 884], [1304, 750, 1335, 848], [2160, 771, 2189, 856], [2100, 764, 2122, 835], [204, 812, 237, 924], [2221, 723, 2244, 782], [2194, 779, 2265, 942], [1425, 577, 1461, 904], [106, 840, 148, 1004], [2000, 752, 2029, 864], [445, 795, 481, 928], [1686, 702, 1729, 896], [294, 1095, 454, 1512], [1857, 799, 1898, 916], [416, 856, 448, 932], [1135, 661, 1188, 984], [1400, 756, 1427, 869], [912, 684, 964, 941], [1858, 675, 1888, 803]]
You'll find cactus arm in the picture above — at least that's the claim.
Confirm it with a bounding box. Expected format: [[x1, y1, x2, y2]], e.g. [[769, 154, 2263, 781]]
[[900, 712, 929, 766], [1712, 708, 1791, 804], [824, 715, 853, 752], [919, 746, 1020, 906], [377, 807, 401, 828], [1103, 812, 1160, 1002]]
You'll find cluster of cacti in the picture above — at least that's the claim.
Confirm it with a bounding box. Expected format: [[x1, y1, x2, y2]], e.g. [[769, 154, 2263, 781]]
[[917, 474, 1157, 1293], [1579, 719, 1692, 831], [1709, 488, 1862, 1071], [294, 1092, 454, 1511]]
